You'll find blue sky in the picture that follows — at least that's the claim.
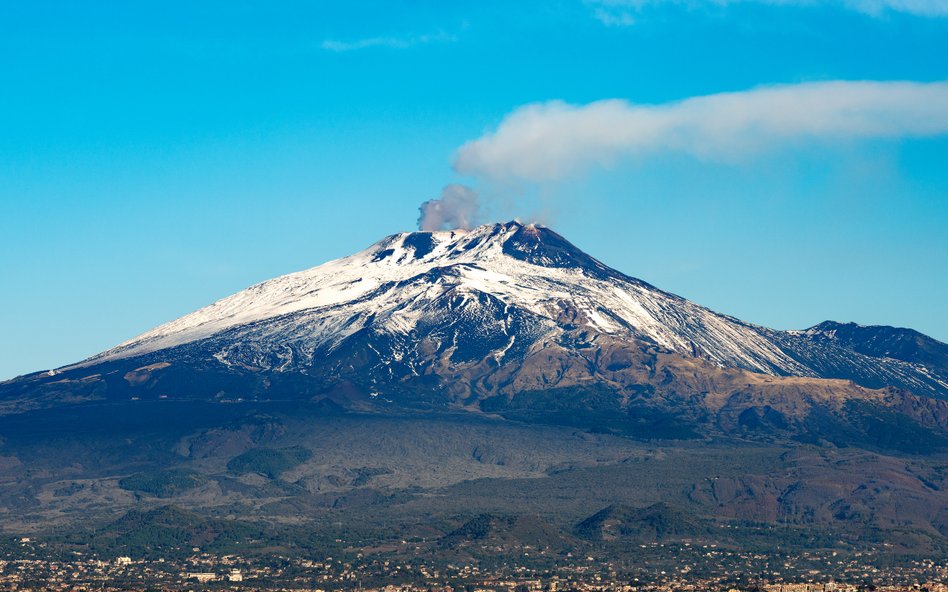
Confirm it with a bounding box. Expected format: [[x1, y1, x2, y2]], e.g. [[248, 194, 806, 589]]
[[1, 1, 947, 380]]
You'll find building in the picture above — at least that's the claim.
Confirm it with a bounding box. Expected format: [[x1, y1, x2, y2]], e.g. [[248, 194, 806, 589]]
[[186, 572, 218, 583]]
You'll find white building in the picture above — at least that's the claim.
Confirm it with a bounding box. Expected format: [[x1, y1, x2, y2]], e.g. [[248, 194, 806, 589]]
[[186, 572, 218, 583]]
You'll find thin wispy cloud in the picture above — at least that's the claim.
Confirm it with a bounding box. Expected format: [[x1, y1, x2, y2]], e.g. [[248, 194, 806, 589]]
[[454, 80, 948, 182], [321, 30, 457, 52], [588, 0, 948, 25]]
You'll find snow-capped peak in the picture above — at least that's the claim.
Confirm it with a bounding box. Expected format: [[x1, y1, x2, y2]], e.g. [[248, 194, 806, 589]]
[[83, 221, 811, 377]]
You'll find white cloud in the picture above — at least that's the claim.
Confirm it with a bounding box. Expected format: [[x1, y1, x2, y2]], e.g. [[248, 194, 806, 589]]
[[592, 6, 640, 25], [321, 30, 456, 52], [588, 0, 948, 25], [453, 80, 948, 182]]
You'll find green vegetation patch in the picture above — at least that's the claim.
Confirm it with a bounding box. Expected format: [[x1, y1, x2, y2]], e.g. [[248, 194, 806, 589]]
[[89, 505, 264, 559], [227, 446, 312, 479], [574, 502, 709, 542], [118, 468, 207, 498]]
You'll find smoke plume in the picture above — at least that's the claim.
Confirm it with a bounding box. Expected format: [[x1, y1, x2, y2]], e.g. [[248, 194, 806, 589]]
[[417, 184, 480, 231]]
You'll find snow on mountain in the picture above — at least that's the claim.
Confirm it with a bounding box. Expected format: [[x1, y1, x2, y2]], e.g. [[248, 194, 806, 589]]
[[82, 222, 813, 378], [771, 321, 948, 397], [69, 221, 947, 401]]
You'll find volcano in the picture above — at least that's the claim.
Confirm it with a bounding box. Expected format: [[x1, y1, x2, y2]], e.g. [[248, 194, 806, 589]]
[[1, 221, 947, 558], [10, 221, 945, 407]]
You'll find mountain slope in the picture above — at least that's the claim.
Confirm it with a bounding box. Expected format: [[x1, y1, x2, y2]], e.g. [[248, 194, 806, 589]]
[[1, 221, 947, 446], [806, 321, 948, 372], [769, 324, 948, 398], [80, 222, 811, 377], [2, 221, 948, 560], [42, 220, 941, 402]]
